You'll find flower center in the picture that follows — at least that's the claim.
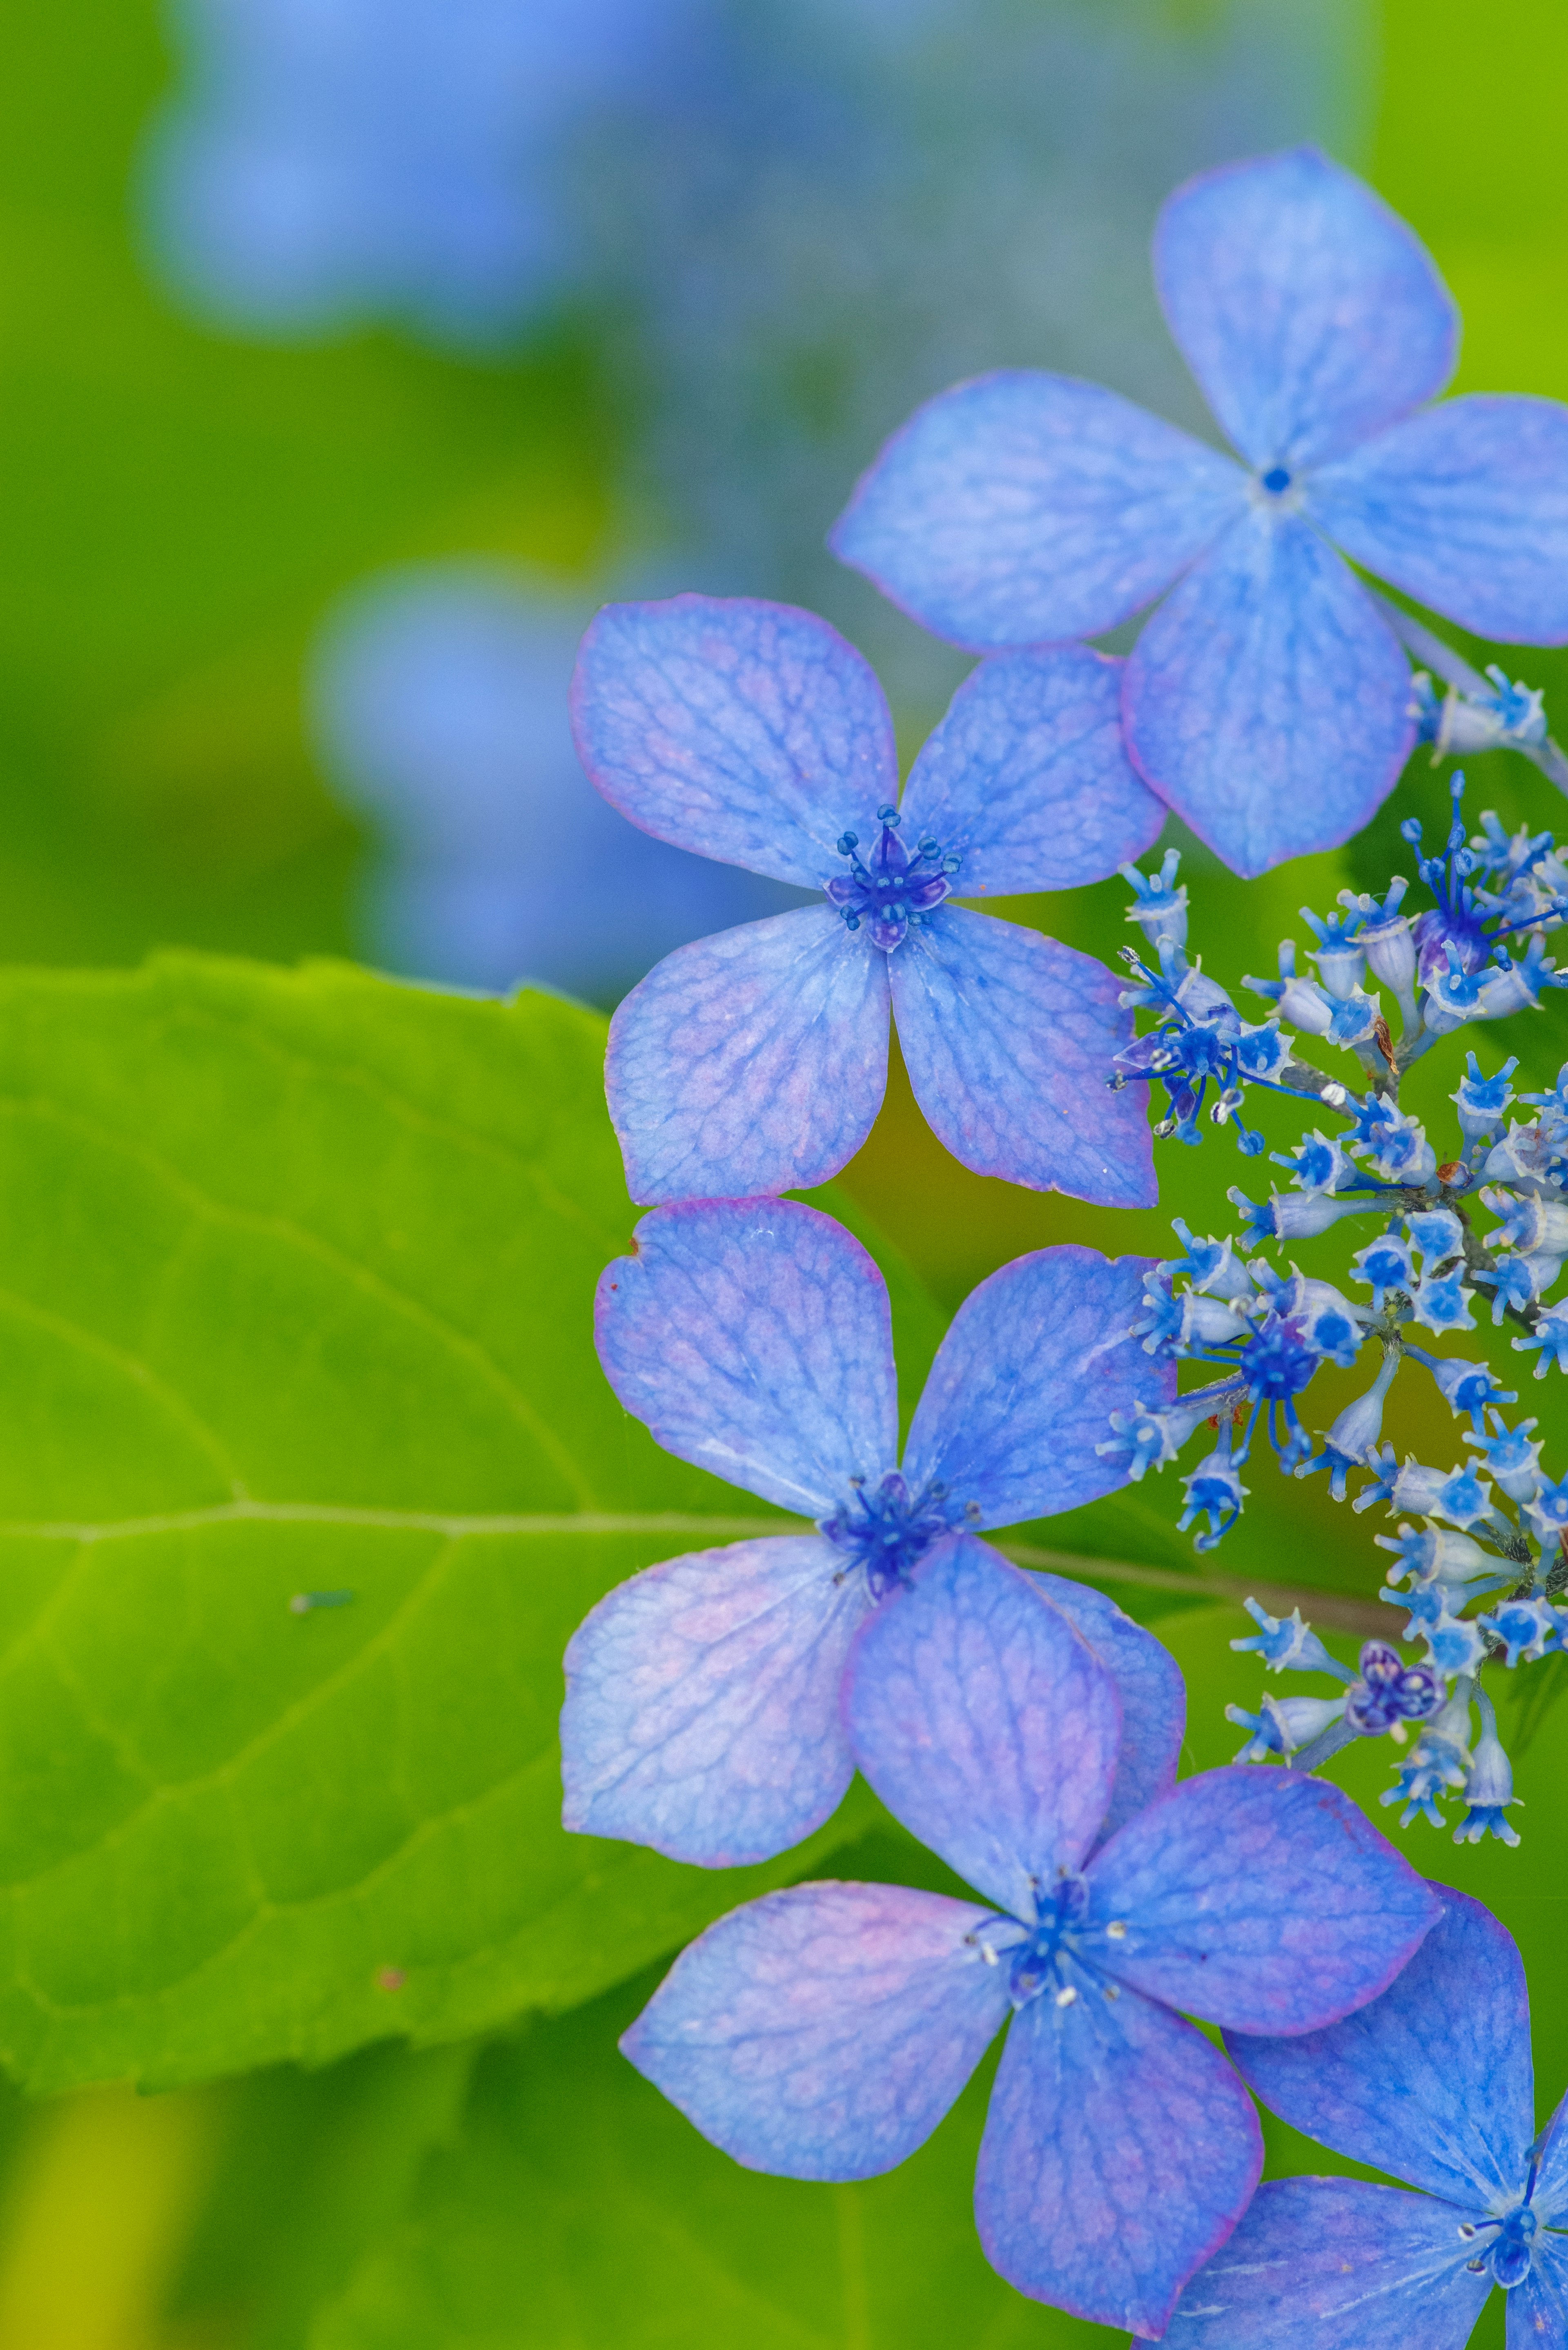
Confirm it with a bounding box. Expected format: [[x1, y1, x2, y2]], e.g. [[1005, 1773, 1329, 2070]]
[[1005, 1877, 1091, 2008], [1260, 465, 1292, 494], [817, 1470, 959, 1598], [825, 806, 961, 953], [1463, 2203, 1539, 2290]]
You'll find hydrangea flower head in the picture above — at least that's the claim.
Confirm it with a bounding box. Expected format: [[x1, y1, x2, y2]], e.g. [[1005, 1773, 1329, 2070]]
[[561, 1199, 1172, 1866], [572, 595, 1163, 1204], [832, 147, 1568, 876], [621, 1542, 1441, 2335], [1170, 1888, 1568, 2344]]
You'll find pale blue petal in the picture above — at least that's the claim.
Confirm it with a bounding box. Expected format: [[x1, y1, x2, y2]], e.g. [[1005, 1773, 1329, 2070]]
[[1087, 1766, 1441, 2033], [1154, 146, 1457, 472], [1312, 395, 1568, 644], [1028, 1574, 1185, 1844], [606, 907, 889, 1204], [1227, 1886, 1534, 2207], [975, 1967, 1262, 2336], [1123, 509, 1414, 877], [594, 1197, 898, 1516], [620, 1881, 1009, 2179], [829, 370, 1244, 650], [897, 645, 1163, 894], [1166, 2178, 1490, 2350], [889, 907, 1156, 1203], [844, 1534, 1120, 1915], [902, 1244, 1172, 1527], [1508, 2236, 1568, 2348], [561, 1536, 867, 1867], [571, 594, 898, 887]]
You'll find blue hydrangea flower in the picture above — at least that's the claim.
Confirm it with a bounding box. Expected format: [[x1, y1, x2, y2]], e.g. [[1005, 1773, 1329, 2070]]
[[572, 595, 1163, 1204], [620, 1541, 1441, 2334], [561, 1199, 1172, 1868], [1168, 1888, 1568, 2345], [832, 147, 1568, 876]]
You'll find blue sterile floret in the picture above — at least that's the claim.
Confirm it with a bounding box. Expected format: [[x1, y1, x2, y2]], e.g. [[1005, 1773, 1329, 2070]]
[[621, 1543, 1441, 2338], [832, 145, 1568, 878]]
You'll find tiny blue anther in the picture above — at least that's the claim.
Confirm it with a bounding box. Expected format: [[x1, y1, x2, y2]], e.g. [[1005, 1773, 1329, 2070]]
[[1261, 465, 1291, 493]]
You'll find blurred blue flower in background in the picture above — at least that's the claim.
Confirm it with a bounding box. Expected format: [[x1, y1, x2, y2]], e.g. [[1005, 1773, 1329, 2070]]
[[308, 565, 802, 999], [147, 0, 1363, 993], [142, 0, 699, 344]]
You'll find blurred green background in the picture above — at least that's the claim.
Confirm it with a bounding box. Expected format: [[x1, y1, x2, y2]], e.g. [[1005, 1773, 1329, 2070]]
[[1, 0, 1566, 2343]]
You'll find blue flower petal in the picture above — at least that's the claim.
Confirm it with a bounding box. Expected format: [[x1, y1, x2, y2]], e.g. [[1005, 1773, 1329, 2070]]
[[901, 1244, 1172, 1528], [898, 644, 1163, 894], [1029, 1574, 1186, 1844], [1312, 393, 1568, 644], [571, 594, 899, 887], [619, 1881, 1009, 2179], [829, 370, 1244, 650], [844, 1535, 1121, 1917], [889, 907, 1156, 1201], [1166, 2178, 1490, 2349], [1087, 1767, 1441, 2033], [1155, 146, 1457, 472], [594, 1197, 898, 1516], [1226, 1886, 1534, 2208], [1123, 508, 1413, 876], [1509, 2235, 1568, 2347], [975, 1975, 1261, 2336], [607, 907, 889, 1203], [560, 1536, 866, 1868]]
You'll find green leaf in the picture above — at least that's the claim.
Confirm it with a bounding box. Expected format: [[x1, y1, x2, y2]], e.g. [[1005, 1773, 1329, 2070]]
[[0, 950, 958, 2092], [308, 1971, 1122, 2350], [169, 2039, 479, 2350]]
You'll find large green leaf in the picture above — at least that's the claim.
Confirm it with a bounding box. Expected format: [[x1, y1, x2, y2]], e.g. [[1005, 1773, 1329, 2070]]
[[0, 950, 968, 2092]]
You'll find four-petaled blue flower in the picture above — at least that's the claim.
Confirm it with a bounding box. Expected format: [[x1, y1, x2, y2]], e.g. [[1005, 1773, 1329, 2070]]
[[1169, 1888, 1568, 2346], [831, 146, 1568, 876], [571, 594, 1163, 1204], [620, 1541, 1440, 2336], [561, 1198, 1172, 1866]]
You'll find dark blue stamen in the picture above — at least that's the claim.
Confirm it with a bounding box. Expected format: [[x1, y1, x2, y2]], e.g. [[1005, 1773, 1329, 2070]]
[[825, 810, 960, 953], [1003, 1875, 1091, 2009], [818, 1470, 956, 1597], [1261, 465, 1292, 493]]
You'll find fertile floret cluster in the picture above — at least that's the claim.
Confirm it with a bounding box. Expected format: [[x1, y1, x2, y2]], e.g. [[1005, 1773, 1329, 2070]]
[[1106, 775, 1568, 1846]]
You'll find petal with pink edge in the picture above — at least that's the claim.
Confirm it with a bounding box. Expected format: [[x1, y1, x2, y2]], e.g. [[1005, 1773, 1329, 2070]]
[[898, 644, 1164, 896], [1087, 1767, 1441, 2034], [890, 907, 1156, 1204], [1155, 146, 1457, 472], [595, 1197, 898, 1516], [607, 907, 889, 1204], [570, 595, 897, 886], [829, 370, 1243, 650], [975, 1964, 1262, 2336], [620, 1880, 1009, 2178], [844, 1535, 1120, 1916], [561, 1536, 867, 1868]]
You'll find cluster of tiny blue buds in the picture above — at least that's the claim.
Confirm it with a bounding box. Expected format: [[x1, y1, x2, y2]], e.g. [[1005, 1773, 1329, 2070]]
[[1100, 774, 1568, 1846]]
